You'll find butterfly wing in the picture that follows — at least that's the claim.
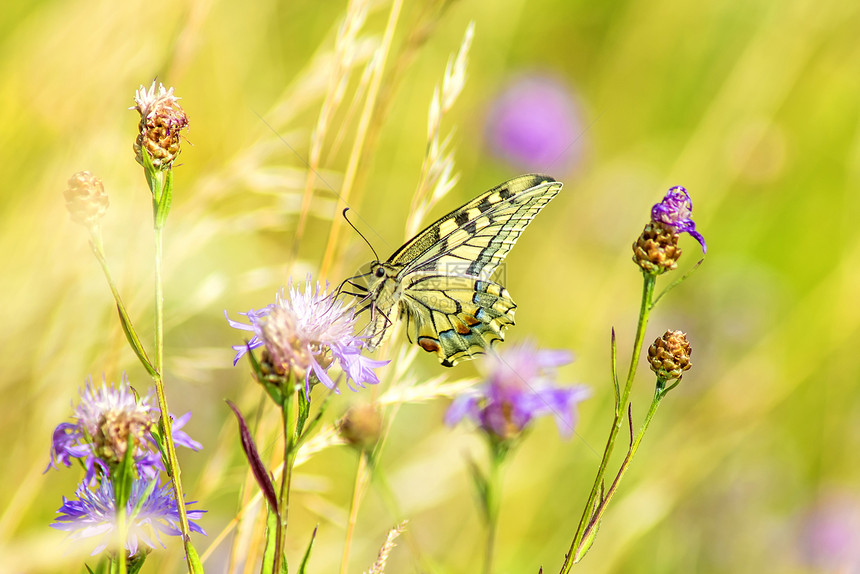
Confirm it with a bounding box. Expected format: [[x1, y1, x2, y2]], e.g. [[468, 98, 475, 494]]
[[388, 174, 562, 365]]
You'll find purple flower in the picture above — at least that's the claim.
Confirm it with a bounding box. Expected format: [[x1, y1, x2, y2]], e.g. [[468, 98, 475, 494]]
[[651, 186, 707, 253], [51, 477, 205, 556], [46, 377, 201, 483], [485, 74, 583, 173], [446, 341, 590, 440], [227, 276, 389, 397]]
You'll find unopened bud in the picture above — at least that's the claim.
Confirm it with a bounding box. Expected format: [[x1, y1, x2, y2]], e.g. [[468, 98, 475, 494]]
[[337, 403, 382, 450], [647, 330, 692, 381], [64, 171, 109, 227], [632, 221, 682, 275]]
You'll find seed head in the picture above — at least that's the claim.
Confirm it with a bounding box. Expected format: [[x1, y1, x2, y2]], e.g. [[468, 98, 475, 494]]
[[131, 81, 189, 170], [647, 330, 692, 381], [64, 171, 109, 227]]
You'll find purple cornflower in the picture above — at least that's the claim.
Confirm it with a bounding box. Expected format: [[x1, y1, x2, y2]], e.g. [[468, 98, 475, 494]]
[[51, 477, 205, 556], [651, 186, 707, 253], [46, 377, 201, 483], [485, 74, 583, 173], [446, 341, 590, 441], [227, 277, 388, 397]]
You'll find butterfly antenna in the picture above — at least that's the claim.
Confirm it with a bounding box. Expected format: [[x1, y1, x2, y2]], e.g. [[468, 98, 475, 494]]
[[343, 208, 380, 262]]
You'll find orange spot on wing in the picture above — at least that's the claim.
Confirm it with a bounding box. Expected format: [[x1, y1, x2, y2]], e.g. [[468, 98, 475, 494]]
[[418, 337, 441, 353]]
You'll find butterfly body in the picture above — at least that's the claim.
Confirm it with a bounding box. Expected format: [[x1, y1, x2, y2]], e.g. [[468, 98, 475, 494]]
[[360, 174, 562, 366]]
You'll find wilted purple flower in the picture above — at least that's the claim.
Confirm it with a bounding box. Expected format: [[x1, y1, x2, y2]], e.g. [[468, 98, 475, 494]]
[[227, 277, 389, 397], [51, 477, 205, 556], [485, 74, 583, 173], [651, 186, 706, 253], [46, 377, 201, 483], [446, 341, 590, 441]]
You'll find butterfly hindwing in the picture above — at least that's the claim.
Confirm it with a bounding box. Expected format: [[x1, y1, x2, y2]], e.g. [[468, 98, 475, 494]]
[[361, 174, 561, 366]]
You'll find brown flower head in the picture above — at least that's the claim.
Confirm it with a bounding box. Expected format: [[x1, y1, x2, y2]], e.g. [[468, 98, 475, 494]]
[[632, 220, 682, 275], [64, 171, 109, 227], [131, 81, 189, 170], [647, 330, 692, 381], [337, 403, 383, 450]]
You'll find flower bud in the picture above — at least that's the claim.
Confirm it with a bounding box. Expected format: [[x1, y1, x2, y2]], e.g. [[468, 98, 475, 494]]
[[64, 171, 109, 227], [632, 221, 681, 274], [337, 403, 383, 450], [131, 82, 189, 170], [647, 330, 692, 381]]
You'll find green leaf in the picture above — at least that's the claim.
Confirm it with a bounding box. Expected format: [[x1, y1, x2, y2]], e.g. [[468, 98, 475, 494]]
[[116, 303, 157, 377], [140, 148, 160, 197], [154, 168, 173, 229], [127, 553, 147, 574], [261, 507, 278, 574], [186, 542, 205, 574], [297, 526, 318, 574]]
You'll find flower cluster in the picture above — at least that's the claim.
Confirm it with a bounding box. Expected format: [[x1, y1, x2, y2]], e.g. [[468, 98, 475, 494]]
[[47, 377, 201, 484], [51, 477, 205, 557], [446, 341, 590, 441], [228, 277, 388, 397]]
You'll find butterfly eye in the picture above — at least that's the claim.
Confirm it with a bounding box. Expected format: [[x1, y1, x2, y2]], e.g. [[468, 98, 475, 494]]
[[374, 267, 386, 278]]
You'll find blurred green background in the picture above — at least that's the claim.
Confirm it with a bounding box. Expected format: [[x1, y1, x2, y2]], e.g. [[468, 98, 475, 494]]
[[2, 0, 860, 572]]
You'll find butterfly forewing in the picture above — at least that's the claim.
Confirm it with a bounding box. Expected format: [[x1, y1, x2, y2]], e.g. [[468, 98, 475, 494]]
[[363, 174, 561, 366]]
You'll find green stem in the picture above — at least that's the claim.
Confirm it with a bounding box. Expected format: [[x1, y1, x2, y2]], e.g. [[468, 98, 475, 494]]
[[152, 213, 194, 572], [483, 446, 504, 574], [573, 389, 665, 561], [275, 391, 297, 574], [560, 273, 655, 573]]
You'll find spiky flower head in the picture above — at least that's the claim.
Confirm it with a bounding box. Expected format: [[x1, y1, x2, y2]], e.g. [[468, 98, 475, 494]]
[[650, 186, 706, 253], [337, 403, 383, 451], [64, 171, 109, 228], [647, 330, 692, 381], [47, 377, 201, 483], [131, 81, 189, 170], [228, 277, 389, 398], [446, 341, 590, 442], [51, 477, 205, 557]]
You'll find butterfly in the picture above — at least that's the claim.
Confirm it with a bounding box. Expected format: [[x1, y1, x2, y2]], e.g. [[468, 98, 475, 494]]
[[349, 174, 562, 367]]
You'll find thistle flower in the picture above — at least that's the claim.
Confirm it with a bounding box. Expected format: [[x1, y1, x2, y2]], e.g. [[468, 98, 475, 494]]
[[131, 81, 189, 170], [46, 377, 201, 483], [647, 330, 692, 382], [485, 74, 583, 173], [64, 171, 109, 228], [446, 341, 590, 441], [649, 186, 706, 253], [51, 477, 205, 557], [228, 277, 389, 397]]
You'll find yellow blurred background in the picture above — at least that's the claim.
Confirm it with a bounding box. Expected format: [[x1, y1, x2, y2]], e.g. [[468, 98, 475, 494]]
[[2, 0, 860, 572]]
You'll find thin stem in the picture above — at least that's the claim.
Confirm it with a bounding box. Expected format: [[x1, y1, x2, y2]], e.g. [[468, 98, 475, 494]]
[[87, 228, 154, 374], [560, 273, 655, 573], [340, 452, 368, 574], [275, 392, 297, 574], [573, 391, 664, 561], [115, 502, 128, 574], [152, 223, 194, 572], [483, 447, 503, 574]]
